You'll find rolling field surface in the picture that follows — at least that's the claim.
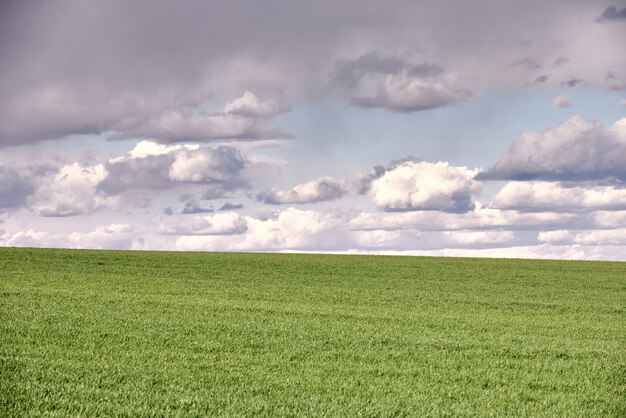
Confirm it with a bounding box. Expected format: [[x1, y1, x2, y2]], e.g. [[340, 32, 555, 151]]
[[1, 248, 625, 416]]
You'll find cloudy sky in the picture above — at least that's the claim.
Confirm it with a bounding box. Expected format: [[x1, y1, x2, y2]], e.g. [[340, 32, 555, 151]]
[[1, 0, 626, 260]]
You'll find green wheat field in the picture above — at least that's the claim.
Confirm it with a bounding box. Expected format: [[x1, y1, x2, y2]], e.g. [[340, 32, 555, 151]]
[[1, 247, 625, 416]]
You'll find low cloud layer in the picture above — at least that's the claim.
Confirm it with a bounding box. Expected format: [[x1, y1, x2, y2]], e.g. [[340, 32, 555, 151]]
[[160, 212, 248, 236], [1, 224, 142, 250]]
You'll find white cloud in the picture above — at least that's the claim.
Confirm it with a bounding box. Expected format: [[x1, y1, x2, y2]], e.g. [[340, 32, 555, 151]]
[[538, 228, 626, 245], [169, 147, 246, 183], [122, 140, 199, 161], [1, 223, 142, 250], [590, 210, 626, 228], [30, 163, 119, 217], [351, 228, 516, 249], [257, 177, 350, 204], [342, 244, 626, 262], [491, 181, 626, 212], [173, 206, 529, 253], [223, 91, 290, 117], [67, 224, 142, 249], [347, 206, 574, 232], [480, 115, 626, 181], [552, 94, 571, 108], [175, 207, 349, 251], [369, 161, 481, 212]]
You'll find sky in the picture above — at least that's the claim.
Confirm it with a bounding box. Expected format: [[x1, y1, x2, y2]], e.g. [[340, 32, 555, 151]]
[[1, 0, 626, 260]]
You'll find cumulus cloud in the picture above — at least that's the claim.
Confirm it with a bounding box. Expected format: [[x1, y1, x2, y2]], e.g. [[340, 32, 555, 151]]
[[491, 181, 626, 212], [99, 143, 248, 198], [552, 94, 571, 108], [596, 5, 626, 22], [369, 161, 482, 212], [257, 177, 350, 205], [2, 141, 253, 216], [30, 163, 119, 217], [331, 52, 470, 112], [169, 147, 246, 183], [113, 92, 292, 144], [479, 115, 626, 181]]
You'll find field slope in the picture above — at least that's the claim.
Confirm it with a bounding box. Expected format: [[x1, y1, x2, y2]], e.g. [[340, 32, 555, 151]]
[[1, 247, 625, 416]]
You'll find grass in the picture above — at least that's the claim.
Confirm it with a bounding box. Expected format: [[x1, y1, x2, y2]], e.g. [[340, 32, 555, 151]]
[[1, 247, 625, 416]]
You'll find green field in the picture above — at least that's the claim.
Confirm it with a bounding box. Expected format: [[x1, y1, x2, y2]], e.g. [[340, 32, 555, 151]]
[[1, 248, 625, 416]]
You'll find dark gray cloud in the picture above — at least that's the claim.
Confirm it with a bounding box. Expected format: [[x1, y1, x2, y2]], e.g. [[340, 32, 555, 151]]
[[182, 200, 214, 214], [97, 155, 173, 196], [560, 78, 584, 88], [218, 202, 243, 211], [606, 71, 626, 90], [510, 58, 542, 69], [0, 166, 37, 209], [257, 177, 349, 204], [551, 56, 569, 68], [1, 0, 623, 146], [596, 5, 626, 22], [478, 115, 626, 181], [529, 74, 550, 85], [331, 52, 470, 112], [201, 185, 244, 200]]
